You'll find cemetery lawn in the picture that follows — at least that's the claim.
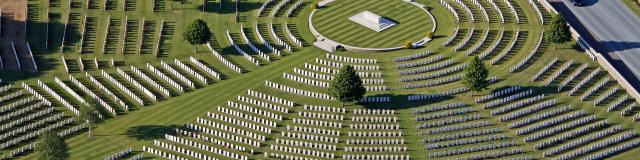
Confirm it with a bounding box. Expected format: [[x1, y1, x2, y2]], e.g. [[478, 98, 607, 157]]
[[6, 0, 640, 159], [17, 47, 326, 159], [21, 31, 640, 160], [312, 0, 434, 48]]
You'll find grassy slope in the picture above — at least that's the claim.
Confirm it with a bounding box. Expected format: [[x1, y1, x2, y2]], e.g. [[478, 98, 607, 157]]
[[4, 0, 640, 159]]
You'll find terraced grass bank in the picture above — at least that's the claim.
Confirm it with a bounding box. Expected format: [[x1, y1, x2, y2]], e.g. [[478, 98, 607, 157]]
[[1, 0, 640, 160]]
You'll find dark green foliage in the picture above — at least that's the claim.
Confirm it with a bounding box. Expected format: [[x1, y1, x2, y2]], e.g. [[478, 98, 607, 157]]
[[463, 57, 490, 94], [36, 131, 68, 160], [329, 65, 366, 106], [545, 14, 571, 44], [183, 19, 212, 48]]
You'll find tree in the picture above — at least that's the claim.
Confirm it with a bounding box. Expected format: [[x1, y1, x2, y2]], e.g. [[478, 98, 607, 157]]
[[183, 19, 212, 53], [427, 32, 434, 39], [79, 100, 101, 138], [463, 57, 490, 95], [36, 131, 68, 160], [544, 14, 571, 50], [404, 41, 413, 49], [329, 65, 366, 106], [311, 2, 319, 10]]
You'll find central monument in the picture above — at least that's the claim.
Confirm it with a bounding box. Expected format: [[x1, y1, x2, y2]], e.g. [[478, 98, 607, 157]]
[[348, 11, 397, 32]]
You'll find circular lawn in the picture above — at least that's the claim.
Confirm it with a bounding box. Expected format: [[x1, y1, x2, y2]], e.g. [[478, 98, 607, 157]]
[[311, 0, 435, 49]]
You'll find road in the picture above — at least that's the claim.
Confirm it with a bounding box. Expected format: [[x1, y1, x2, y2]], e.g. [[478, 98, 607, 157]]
[[550, 0, 640, 89]]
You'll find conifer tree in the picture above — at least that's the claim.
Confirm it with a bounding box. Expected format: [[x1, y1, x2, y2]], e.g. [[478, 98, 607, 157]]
[[329, 65, 366, 106], [463, 57, 490, 95]]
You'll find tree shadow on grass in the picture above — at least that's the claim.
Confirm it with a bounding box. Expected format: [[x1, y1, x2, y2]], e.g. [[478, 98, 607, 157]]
[[125, 125, 180, 140], [198, 1, 263, 14], [571, 41, 585, 52], [357, 93, 456, 110], [432, 35, 447, 39]]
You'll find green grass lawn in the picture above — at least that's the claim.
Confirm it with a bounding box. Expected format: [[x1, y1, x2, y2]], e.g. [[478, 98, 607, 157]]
[[2, 0, 640, 159], [312, 0, 434, 48], [623, 0, 640, 18]]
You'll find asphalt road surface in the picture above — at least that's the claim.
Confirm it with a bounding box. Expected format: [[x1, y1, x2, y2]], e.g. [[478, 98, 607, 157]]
[[551, 0, 640, 89]]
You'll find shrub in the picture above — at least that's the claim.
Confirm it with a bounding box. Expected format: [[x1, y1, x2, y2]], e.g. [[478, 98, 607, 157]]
[[404, 41, 413, 49]]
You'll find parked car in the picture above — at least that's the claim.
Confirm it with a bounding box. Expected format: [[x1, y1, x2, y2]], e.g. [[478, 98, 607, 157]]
[[571, 0, 584, 6]]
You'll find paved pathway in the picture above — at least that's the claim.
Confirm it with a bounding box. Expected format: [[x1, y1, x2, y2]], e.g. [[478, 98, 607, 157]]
[[551, 0, 640, 89]]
